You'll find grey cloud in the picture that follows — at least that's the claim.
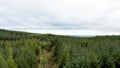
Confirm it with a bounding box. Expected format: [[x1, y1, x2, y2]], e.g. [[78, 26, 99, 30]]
[[0, 0, 120, 35]]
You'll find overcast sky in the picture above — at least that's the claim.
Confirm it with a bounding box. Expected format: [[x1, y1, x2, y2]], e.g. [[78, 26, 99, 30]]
[[0, 0, 120, 35]]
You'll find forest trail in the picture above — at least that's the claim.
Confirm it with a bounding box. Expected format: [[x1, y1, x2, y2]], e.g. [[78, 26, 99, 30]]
[[37, 39, 58, 68], [43, 46, 57, 68]]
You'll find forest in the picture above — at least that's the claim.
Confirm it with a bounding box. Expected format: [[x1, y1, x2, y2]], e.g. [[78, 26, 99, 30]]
[[0, 29, 120, 68]]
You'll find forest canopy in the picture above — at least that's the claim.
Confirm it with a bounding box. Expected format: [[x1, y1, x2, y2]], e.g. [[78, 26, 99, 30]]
[[0, 29, 120, 68]]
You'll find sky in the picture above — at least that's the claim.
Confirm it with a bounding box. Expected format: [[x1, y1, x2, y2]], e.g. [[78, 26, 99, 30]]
[[0, 0, 120, 36]]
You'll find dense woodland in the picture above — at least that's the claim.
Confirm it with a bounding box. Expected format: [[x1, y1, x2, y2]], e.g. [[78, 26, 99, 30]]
[[0, 29, 120, 68]]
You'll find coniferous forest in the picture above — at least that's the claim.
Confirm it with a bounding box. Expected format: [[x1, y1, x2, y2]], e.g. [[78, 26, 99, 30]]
[[0, 29, 120, 68]]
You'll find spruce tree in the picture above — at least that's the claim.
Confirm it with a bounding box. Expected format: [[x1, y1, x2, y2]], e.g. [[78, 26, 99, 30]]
[[7, 47, 17, 68], [0, 54, 8, 68]]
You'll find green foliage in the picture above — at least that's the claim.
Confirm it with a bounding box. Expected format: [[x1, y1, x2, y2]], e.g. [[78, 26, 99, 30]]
[[0, 29, 120, 68], [0, 54, 8, 68], [54, 36, 120, 68], [39, 40, 52, 49], [7, 47, 17, 68], [56, 44, 71, 68]]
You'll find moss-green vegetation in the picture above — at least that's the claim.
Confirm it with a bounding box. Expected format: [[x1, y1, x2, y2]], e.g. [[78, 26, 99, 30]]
[[0, 29, 120, 68]]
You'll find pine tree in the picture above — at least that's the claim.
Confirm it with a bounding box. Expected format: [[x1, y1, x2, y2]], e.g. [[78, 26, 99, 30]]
[[0, 54, 8, 68], [7, 47, 17, 68]]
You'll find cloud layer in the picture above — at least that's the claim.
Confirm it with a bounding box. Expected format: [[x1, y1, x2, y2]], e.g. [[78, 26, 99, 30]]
[[0, 0, 120, 35]]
